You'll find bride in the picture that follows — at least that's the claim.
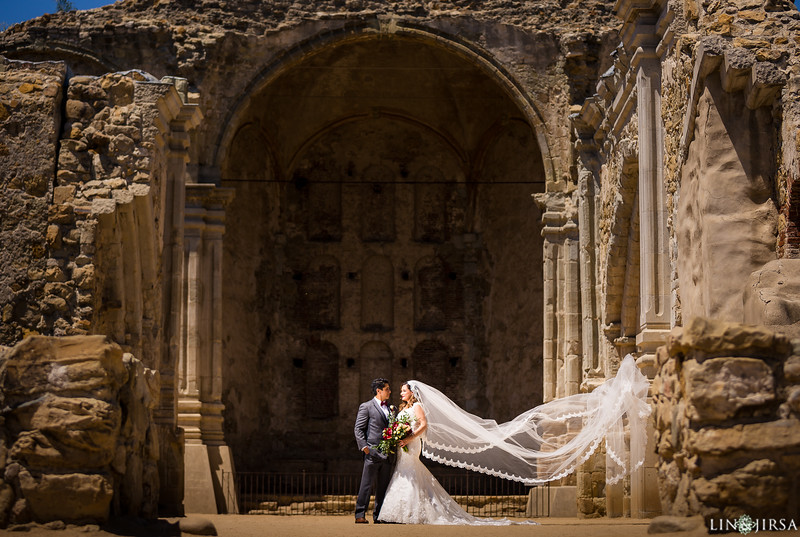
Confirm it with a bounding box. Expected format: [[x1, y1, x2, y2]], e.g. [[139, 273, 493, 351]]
[[376, 383, 528, 525], [376, 354, 650, 525]]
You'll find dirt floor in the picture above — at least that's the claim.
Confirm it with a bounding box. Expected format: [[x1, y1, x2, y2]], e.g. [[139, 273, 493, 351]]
[[7, 514, 785, 537]]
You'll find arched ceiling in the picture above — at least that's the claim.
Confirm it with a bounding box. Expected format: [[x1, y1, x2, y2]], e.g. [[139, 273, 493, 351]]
[[229, 35, 533, 177]]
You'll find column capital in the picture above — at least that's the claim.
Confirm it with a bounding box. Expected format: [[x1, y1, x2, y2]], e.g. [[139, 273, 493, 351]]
[[534, 192, 578, 240]]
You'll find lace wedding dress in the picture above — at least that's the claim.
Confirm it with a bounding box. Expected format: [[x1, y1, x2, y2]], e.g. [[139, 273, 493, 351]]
[[377, 403, 533, 525], [376, 355, 650, 524]]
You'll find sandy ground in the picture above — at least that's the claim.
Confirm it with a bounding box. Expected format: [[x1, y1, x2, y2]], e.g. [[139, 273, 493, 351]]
[[1, 515, 761, 537], [7, 514, 799, 537]]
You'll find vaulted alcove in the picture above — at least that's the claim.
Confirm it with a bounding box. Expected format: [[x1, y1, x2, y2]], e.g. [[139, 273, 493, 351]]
[[219, 32, 547, 473]]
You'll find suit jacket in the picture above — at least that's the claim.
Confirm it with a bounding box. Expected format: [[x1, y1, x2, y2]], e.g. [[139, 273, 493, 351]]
[[354, 398, 392, 452]]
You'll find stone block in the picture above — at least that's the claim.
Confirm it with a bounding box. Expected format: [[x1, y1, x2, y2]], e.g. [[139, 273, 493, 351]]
[[647, 515, 704, 533], [17, 469, 113, 523], [179, 516, 218, 535], [744, 259, 800, 335], [683, 357, 774, 421], [691, 459, 788, 513], [785, 355, 800, 383], [668, 317, 792, 358], [688, 419, 800, 454], [9, 394, 120, 464], [0, 336, 127, 401]]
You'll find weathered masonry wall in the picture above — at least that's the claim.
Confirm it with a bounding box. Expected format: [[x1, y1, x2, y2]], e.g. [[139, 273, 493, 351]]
[[0, 56, 204, 519], [0, 57, 65, 345], [653, 317, 800, 522], [0, 336, 159, 525]]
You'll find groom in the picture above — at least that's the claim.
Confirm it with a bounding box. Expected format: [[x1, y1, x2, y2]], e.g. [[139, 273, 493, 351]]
[[354, 377, 395, 524]]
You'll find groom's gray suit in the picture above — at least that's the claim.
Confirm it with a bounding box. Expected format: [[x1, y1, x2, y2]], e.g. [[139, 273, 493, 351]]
[[354, 397, 395, 522]]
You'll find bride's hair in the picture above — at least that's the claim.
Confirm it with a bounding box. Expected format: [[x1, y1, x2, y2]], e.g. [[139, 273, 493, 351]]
[[399, 382, 418, 411]]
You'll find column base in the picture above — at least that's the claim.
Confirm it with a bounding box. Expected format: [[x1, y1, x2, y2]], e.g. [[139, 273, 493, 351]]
[[629, 396, 663, 518], [208, 444, 239, 514], [184, 443, 218, 514]]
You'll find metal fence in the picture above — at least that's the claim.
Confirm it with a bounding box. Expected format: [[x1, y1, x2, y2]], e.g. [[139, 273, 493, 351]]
[[223, 469, 549, 518]]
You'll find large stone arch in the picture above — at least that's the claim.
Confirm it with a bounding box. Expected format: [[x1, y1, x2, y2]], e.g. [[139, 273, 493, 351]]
[[213, 23, 556, 185], [214, 20, 549, 477]]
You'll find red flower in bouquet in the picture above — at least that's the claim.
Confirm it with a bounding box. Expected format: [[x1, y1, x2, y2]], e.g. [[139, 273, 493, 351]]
[[377, 413, 412, 455]]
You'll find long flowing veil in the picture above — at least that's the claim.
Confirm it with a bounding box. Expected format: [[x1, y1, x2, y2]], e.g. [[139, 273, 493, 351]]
[[408, 354, 651, 485]]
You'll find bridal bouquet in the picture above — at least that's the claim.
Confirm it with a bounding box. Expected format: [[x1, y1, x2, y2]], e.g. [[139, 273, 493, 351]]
[[377, 413, 412, 455]]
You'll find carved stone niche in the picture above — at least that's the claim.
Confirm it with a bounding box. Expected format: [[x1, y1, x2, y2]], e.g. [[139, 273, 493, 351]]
[[361, 255, 394, 332], [414, 256, 446, 331], [359, 340, 393, 402], [414, 166, 447, 243], [304, 340, 339, 419], [299, 255, 341, 329], [360, 165, 396, 242]]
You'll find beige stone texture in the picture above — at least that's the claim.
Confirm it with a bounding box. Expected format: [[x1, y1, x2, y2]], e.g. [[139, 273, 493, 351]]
[[677, 77, 778, 323], [667, 317, 793, 358], [654, 318, 800, 521], [682, 357, 774, 421], [744, 259, 800, 337], [17, 470, 114, 523], [0, 336, 160, 525]]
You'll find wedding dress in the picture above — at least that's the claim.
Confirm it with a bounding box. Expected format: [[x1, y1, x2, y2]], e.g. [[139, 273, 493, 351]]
[[377, 403, 529, 525], [377, 354, 650, 524]]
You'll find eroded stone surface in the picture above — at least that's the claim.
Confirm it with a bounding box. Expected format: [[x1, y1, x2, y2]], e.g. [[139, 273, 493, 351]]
[[744, 259, 800, 338], [654, 319, 800, 520], [0, 336, 160, 525], [683, 357, 774, 421]]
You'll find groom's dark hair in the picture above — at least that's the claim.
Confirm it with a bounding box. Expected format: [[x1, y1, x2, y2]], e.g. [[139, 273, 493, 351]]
[[371, 378, 389, 395]]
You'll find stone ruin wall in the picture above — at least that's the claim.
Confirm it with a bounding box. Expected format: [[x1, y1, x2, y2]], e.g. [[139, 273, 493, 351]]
[[665, 0, 800, 326], [573, 0, 800, 521], [0, 58, 64, 345], [0, 336, 159, 526], [653, 317, 800, 522], [1, 0, 800, 524], [0, 55, 200, 524], [0, 56, 181, 358], [0, 0, 626, 478]]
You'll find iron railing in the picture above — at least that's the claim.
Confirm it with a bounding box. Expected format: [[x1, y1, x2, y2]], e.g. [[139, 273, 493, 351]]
[[223, 469, 549, 518]]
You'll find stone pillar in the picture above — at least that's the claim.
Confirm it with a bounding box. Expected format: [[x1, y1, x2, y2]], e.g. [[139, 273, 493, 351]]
[[151, 79, 203, 516], [563, 234, 581, 396], [178, 184, 237, 514], [542, 238, 557, 402], [633, 47, 671, 372], [535, 192, 581, 399], [632, 44, 669, 521], [576, 165, 599, 378]]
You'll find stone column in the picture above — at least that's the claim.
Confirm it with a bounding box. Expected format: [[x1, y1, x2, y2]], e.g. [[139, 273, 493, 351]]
[[542, 238, 557, 402], [631, 43, 669, 521], [150, 79, 203, 516], [633, 47, 671, 372], [563, 233, 581, 396], [535, 192, 581, 399], [535, 192, 581, 508], [178, 184, 236, 514], [577, 165, 599, 378]]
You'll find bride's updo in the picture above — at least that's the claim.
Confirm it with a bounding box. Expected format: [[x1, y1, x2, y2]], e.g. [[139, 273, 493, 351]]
[[399, 381, 419, 412]]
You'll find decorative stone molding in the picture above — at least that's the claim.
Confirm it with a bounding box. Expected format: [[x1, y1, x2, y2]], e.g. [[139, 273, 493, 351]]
[[679, 38, 787, 161]]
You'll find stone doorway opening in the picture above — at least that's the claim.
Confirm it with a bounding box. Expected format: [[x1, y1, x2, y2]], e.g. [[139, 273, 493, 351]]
[[219, 33, 547, 474]]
